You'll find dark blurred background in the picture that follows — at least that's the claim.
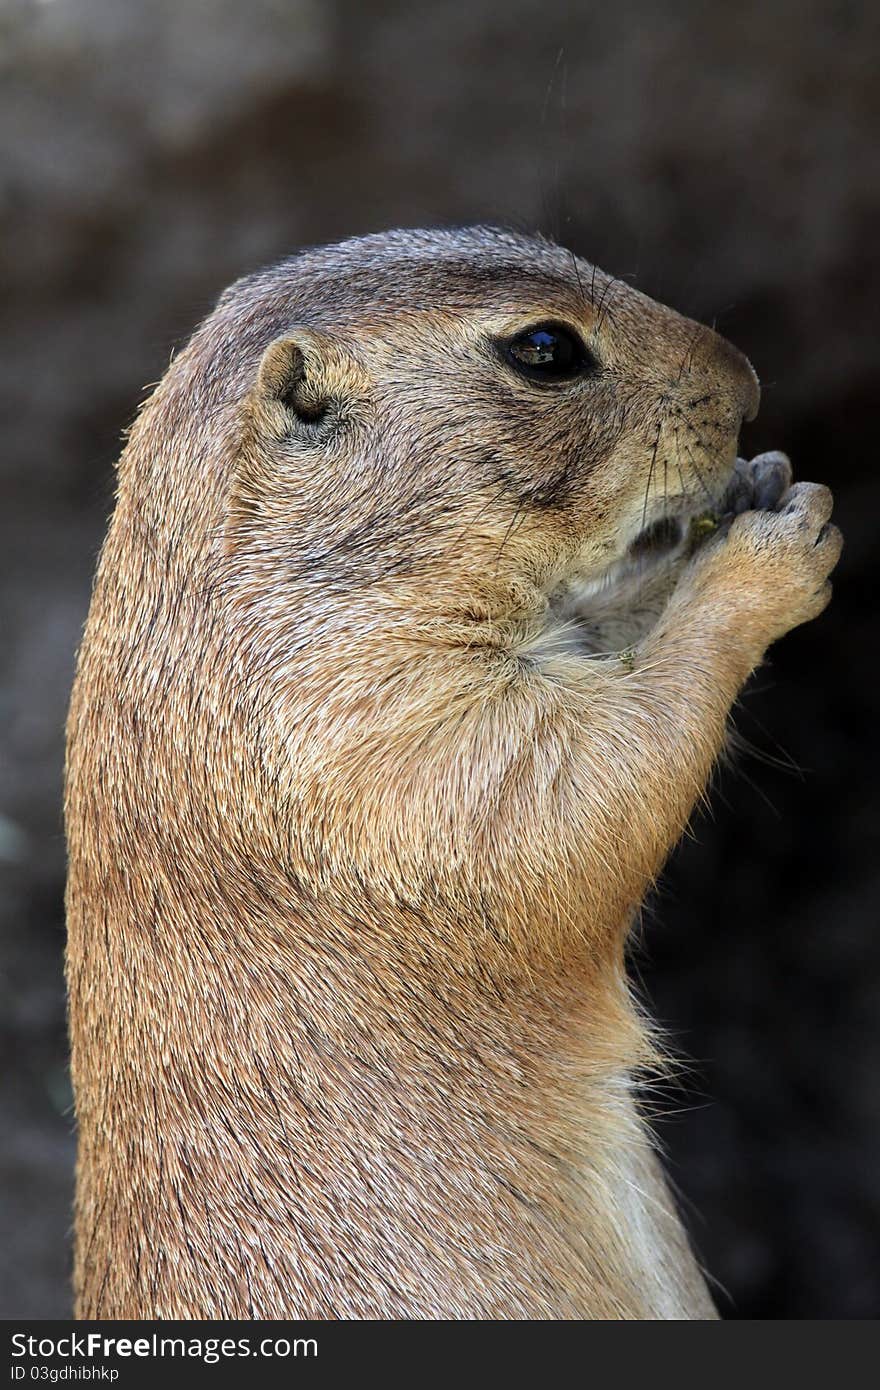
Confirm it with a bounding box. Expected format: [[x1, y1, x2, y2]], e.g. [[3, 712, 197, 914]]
[[1, 0, 878, 1319]]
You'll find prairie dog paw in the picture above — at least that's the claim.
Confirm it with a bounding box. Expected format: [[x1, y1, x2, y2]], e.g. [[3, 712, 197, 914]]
[[722, 451, 793, 515], [690, 473, 843, 645]]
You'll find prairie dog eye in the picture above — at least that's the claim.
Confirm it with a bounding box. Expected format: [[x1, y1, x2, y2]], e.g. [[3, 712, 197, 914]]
[[504, 323, 595, 381]]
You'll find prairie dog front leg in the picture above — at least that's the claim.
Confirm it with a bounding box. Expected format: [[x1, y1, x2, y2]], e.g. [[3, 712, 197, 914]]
[[502, 476, 842, 940]]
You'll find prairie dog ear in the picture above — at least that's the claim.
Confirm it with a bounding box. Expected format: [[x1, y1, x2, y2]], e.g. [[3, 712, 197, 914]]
[[257, 337, 308, 410], [252, 330, 353, 436]]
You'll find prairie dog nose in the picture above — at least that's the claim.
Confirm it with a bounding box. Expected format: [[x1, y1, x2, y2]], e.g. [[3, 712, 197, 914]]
[[702, 327, 761, 423]]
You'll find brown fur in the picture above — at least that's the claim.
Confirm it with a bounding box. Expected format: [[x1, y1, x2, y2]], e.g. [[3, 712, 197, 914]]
[[65, 227, 841, 1319]]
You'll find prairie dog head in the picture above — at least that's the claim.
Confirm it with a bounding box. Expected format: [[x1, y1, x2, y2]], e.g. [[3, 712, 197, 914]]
[[138, 226, 758, 633], [223, 227, 758, 626]]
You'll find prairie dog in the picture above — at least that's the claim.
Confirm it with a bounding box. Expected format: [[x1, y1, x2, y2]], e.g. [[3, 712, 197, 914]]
[[65, 226, 841, 1318]]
